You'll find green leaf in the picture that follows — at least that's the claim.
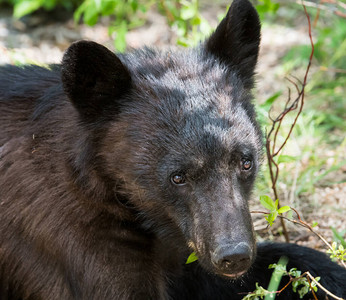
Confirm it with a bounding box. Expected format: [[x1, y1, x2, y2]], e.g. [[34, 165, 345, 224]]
[[191, 16, 201, 26], [101, 1, 117, 15], [186, 252, 198, 264], [199, 18, 212, 36], [130, 0, 139, 11], [43, 0, 57, 10], [286, 210, 294, 220], [260, 91, 281, 111], [84, 4, 99, 26], [13, 0, 43, 18], [311, 221, 318, 228], [242, 282, 269, 299], [93, 0, 101, 11], [278, 206, 291, 214], [74, 1, 86, 23], [289, 268, 301, 277], [277, 155, 297, 164], [298, 285, 309, 298], [177, 39, 189, 47], [260, 195, 276, 211], [292, 280, 299, 292], [265, 211, 278, 226], [331, 227, 346, 248], [113, 20, 128, 52], [181, 7, 195, 20]]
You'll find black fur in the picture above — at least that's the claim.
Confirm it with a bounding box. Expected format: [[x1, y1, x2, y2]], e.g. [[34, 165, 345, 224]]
[[0, 0, 345, 299]]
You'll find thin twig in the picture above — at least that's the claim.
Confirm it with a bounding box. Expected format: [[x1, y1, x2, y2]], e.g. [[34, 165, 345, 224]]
[[264, 4, 315, 243], [306, 273, 318, 300], [251, 209, 346, 268], [305, 271, 345, 300], [297, 0, 346, 18]]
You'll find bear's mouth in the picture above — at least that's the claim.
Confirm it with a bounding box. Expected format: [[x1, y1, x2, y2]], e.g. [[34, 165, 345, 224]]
[[219, 270, 247, 279], [196, 256, 251, 280], [209, 258, 251, 280]]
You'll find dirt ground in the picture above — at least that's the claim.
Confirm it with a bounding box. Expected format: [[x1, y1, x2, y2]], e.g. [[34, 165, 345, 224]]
[[0, 5, 345, 254]]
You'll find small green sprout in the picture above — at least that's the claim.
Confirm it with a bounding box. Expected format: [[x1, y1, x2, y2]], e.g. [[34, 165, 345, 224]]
[[260, 195, 291, 226], [242, 283, 270, 300], [288, 268, 320, 299], [326, 242, 346, 262]]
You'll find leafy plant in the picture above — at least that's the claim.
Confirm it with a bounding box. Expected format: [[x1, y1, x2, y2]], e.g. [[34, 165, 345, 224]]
[[3, 0, 213, 51], [242, 260, 320, 300], [253, 3, 346, 255], [326, 242, 346, 262], [255, 0, 280, 21], [259, 195, 291, 226], [242, 283, 271, 300], [285, 267, 320, 299], [158, 0, 211, 47], [0, 0, 80, 18], [74, 0, 149, 52]]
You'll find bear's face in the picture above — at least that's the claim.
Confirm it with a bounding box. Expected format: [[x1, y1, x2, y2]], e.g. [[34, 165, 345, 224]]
[[115, 54, 261, 277], [62, 0, 261, 279]]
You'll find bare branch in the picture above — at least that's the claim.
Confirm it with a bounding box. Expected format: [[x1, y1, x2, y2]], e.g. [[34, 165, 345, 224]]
[[305, 272, 345, 300], [297, 0, 346, 18], [264, 4, 315, 242]]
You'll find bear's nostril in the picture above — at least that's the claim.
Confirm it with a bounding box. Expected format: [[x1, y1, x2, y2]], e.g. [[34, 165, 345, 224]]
[[221, 259, 234, 270], [212, 242, 253, 275], [220, 254, 251, 271]]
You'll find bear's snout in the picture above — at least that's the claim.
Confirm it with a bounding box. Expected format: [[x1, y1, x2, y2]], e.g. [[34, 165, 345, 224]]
[[211, 242, 253, 277]]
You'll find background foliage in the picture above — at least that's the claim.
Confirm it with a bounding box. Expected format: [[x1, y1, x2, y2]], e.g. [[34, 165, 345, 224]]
[[1, 0, 213, 51]]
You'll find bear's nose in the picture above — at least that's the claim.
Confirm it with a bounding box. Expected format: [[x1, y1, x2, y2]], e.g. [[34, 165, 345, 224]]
[[212, 242, 252, 276]]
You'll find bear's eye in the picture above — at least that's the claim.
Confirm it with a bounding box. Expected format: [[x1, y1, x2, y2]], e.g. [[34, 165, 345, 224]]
[[171, 173, 186, 185], [241, 159, 252, 171]]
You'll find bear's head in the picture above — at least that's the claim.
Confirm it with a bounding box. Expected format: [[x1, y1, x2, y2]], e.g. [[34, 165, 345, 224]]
[[61, 0, 261, 279]]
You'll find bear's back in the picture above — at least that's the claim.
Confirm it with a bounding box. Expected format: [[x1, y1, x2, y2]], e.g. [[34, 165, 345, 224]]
[[0, 65, 63, 144]]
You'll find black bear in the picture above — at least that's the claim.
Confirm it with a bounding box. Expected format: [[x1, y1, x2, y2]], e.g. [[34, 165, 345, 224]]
[[0, 0, 345, 299]]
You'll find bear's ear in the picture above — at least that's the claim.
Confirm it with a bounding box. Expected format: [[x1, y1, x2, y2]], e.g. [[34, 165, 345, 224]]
[[61, 40, 131, 121], [205, 0, 261, 88]]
